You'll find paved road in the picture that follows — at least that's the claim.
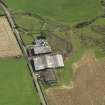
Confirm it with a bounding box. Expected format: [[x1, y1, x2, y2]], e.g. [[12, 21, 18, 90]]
[[0, 2, 48, 105]]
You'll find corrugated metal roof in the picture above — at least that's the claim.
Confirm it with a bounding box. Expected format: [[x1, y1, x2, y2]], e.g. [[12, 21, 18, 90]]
[[33, 39, 52, 55], [34, 46, 52, 55], [33, 54, 64, 71]]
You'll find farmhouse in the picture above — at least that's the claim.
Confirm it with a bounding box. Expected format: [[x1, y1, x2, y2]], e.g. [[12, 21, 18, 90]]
[[31, 36, 52, 55]]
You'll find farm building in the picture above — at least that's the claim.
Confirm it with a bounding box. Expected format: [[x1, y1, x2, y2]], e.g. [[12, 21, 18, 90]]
[[45, 54, 64, 68], [31, 37, 52, 55], [33, 54, 64, 71], [39, 69, 57, 85], [29, 35, 64, 85]]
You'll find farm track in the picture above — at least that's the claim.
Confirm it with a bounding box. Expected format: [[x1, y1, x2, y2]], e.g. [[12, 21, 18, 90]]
[[0, 1, 48, 105]]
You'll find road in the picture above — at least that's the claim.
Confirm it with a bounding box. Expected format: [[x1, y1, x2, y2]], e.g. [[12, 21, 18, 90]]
[[0, 2, 48, 105]]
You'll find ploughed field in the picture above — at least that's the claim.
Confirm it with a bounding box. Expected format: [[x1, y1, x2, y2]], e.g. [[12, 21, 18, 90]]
[[46, 52, 105, 105], [0, 16, 21, 58]]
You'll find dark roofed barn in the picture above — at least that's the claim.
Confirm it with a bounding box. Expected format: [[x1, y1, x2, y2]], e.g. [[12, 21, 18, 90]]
[[39, 69, 57, 85]]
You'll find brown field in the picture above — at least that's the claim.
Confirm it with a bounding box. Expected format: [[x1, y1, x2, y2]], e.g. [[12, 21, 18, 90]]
[[0, 16, 21, 58], [46, 52, 105, 105]]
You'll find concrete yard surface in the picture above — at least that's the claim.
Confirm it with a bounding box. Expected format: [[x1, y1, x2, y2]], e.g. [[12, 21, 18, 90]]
[[0, 16, 21, 58]]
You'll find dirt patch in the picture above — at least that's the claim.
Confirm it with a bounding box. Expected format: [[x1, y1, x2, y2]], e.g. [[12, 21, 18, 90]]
[[0, 16, 22, 58], [45, 52, 105, 105], [47, 33, 72, 60]]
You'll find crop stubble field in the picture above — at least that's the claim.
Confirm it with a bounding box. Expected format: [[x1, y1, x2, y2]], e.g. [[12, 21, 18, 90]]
[[0, 16, 21, 57]]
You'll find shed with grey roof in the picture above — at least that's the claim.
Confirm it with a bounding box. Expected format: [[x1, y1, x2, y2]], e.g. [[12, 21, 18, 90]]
[[33, 54, 64, 71], [32, 38, 52, 55]]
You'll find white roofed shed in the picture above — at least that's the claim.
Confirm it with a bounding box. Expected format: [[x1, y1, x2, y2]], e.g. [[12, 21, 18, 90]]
[[33, 54, 64, 71]]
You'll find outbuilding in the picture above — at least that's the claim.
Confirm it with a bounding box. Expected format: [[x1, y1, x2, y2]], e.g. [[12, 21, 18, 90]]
[[31, 38, 52, 55], [33, 54, 64, 71], [39, 69, 57, 85]]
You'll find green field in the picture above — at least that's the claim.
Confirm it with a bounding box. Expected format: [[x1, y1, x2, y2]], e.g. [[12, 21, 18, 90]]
[[13, 15, 42, 44], [0, 58, 40, 105], [6, 0, 101, 23], [3, 0, 104, 86]]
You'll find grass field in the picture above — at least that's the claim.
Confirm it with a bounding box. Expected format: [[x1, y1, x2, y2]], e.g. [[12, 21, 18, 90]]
[[3, 1, 105, 105], [3, 0, 105, 86], [0, 58, 40, 105], [5, 0, 101, 23], [13, 15, 42, 44], [11, 15, 105, 86], [57, 16, 105, 85]]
